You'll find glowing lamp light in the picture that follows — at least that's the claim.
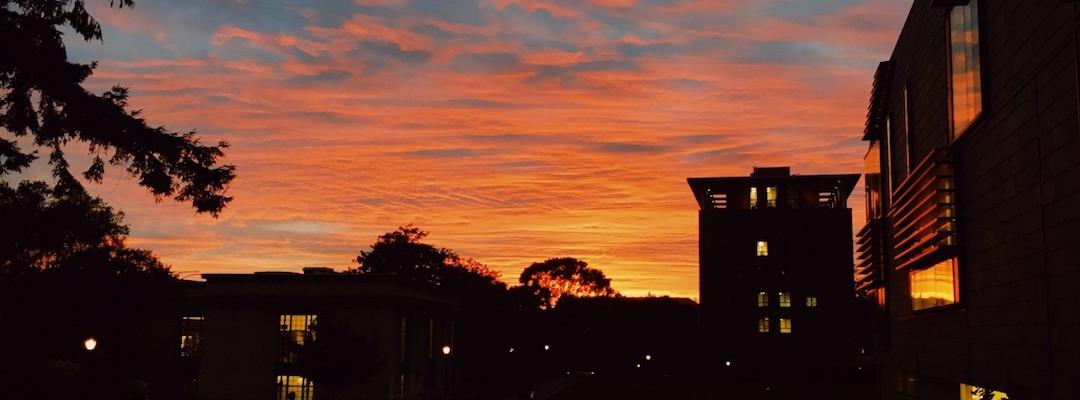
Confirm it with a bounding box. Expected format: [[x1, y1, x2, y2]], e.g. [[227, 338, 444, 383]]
[[84, 337, 98, 351], [442, 345, 452, 355], [543, 344, 550, 351], [635, 363, 641, 368], [644, 354, 652, 361], [724, 360, 732, 367], [509, 347, 515, 353]]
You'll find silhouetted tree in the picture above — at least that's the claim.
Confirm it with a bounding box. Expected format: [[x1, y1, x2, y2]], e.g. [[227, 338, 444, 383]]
[[0, 181, 179, 399], [1, 0, 235, 215], [293, 318, 385, 400], [348, 224, 502, 289], [519, 257, 617, 309]]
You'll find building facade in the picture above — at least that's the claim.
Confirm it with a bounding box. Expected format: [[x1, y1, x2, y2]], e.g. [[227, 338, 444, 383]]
[[689, 167, 860, 380], [857, 1, 1080, 399], [192, 269, 458, 400]]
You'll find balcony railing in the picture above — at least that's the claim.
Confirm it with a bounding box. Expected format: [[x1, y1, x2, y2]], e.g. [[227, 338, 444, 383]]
[[887, 148, 957, 270], [855, 218, 885, 292]]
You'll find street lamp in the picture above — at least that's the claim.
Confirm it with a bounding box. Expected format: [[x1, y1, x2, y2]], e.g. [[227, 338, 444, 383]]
[[83, 337, 97, 351], [724, 360, 732, 367], [543, 344, 550, 351], [644, 354, 652, 361], [442, 345, 452, 356]]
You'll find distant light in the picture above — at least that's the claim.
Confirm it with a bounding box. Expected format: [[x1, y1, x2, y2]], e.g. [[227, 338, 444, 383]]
[[509, 347, 515, 353], [645, 354, 652, 361], [442, 345, 451, 355], [544, 344, 550, 351], [635, 363, 641, 368], [84, 338, 97, 351], [724, 360, 732, 367]]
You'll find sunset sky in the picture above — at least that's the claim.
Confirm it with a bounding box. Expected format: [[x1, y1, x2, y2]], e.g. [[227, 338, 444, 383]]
[[30, 0, 913, 298]]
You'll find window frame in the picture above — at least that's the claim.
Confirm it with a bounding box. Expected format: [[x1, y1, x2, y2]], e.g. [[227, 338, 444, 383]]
[[909, 257, 961, 312], [778, 292, 792, 308], [779, 318, 792, 334], [946, 0, 986, 141], [756, 240, 769, 257], [757, 291, 769, 307], [757, 317, 770, 333]]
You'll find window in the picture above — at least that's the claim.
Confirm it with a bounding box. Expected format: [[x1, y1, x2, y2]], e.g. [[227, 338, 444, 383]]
[[960, 383, 1009, 400], [949, 0, 982, 137], [757, 317, 770, 333], [276, 375, 314, 400], [778, 292, 791, 308], [757, 291, 769, 307], [779, 318, 792, 334], [756, 241, 768, 257], [910, 258, 958, 310], [902, 85, 913, 172], [280, 314, 316, 363], [179, 316, 203, 357], [805, 296, 818, 307], [766, 186, 778, 208], [749, 187, 759, 209]]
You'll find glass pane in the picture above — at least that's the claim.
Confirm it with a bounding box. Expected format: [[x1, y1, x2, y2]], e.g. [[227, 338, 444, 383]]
[[950, 1, 982, 136], [910, 258, 958, 310]]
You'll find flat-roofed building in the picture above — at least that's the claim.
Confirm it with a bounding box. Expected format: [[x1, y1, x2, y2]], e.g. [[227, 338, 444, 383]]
[[194, 269, 457, 400], [689, 167, 859, 381]]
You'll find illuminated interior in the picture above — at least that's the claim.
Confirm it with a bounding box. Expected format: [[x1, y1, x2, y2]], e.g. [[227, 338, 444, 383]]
[[276, 375, 315, 400], [758, 317, 770, 333], [756, 241, 768, 257], [805, 297, 818, 307], [180, 316, 204, 357], [910, 258, 958, 310], [749, 187, 759, 209], [778, 292, 791, 308], [766, 186, 778, 208], [779, 318, 792, 334], [280, 314, 317, 363], [757, 291, 769, 307], [960, 383, 1008, 400]]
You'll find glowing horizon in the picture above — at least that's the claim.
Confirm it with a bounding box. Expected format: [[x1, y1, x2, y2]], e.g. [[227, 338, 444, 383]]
[[14, 0, 912, 299]]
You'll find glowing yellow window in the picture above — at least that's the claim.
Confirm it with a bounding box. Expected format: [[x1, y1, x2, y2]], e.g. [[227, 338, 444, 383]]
[[757, 292, 768, 307], [778, 292, 791, 308], [910, 258, 958, 311], [749, 187, 759, 209], [766, 186, 778, 207], [960, 383, 1008, 400], [276, 375, 314, 400], [805, 297, 818, 307], [779, 318, 792, 334], [280, 314, 316, 363], [757, 317, 770, 333], [756, 241, 768, 256]]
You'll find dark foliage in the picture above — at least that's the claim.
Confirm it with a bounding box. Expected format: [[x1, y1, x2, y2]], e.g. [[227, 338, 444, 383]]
[[519, 257, 617, 309], [293, 318, 386, 400], [1, 0, 235, 215], [0, 180, 182, 399]]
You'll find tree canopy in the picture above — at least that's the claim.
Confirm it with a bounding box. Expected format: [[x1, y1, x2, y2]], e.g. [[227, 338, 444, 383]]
[[348, 225, 502, 291], [519, 257, 617, 308], [1, 0, 235, 215]]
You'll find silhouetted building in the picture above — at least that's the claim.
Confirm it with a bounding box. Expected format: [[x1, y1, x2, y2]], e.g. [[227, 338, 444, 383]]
[[688, 167, 860, 380], [857, 1, 1080, 399], [193, 269, 458, 400]]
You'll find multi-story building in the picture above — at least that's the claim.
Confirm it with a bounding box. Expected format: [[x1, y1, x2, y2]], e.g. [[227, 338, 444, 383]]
[[193, 268, 458, 400], [857, 1, 1080, 399], [688, 167, 860, 380]]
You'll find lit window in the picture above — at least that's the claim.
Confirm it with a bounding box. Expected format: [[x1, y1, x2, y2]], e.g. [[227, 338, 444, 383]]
[[910, 258, 958, 311], [960, 383, 1009, 400], [779, 318, 792, 334], [756, 241, 768, 257], [949, 0, 982, 137], [805, 297, 818, 307], [766, 186, 778, 208], [757, 292, 769, 307], [280, 314, 316, 363], [179, 316, 203, 357], [276, 375, 314, 400], [757, 317, 770, 333], [749, 187, 759, 209], [778, 292, 791, 308]]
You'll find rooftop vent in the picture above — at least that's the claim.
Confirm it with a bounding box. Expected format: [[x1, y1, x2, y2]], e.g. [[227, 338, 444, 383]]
[[302, 267, 337, 275], [751, 167, 791, 177]]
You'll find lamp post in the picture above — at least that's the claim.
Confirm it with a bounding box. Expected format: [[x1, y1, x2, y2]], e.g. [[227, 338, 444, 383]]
[[442, 345, 452, 398]]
